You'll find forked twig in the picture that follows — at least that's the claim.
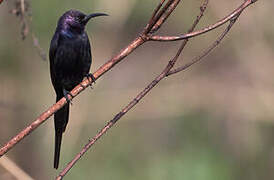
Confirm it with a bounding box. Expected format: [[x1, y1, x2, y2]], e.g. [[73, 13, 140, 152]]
[[56, 0, 208, 178], [0, 1, 258, 178], [167, 12, 241, 76], [149, 0, 255, 41]]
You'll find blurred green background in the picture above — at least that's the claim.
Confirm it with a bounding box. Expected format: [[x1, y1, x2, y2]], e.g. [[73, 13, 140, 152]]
[[1, 0, 273, 179]]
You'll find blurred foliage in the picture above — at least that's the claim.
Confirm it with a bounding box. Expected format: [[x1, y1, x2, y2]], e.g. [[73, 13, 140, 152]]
[[0, 0, 273, 180]]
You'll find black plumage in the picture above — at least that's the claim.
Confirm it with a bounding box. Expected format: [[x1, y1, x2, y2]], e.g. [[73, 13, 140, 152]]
[[49, 9, 107, 169]]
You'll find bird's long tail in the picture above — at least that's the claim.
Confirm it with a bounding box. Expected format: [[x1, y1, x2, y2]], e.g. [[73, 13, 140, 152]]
[[54, 95, 70, 169], [54, 130, 63, 169]]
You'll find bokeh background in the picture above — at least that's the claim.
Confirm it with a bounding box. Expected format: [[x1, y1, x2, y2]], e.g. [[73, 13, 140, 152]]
[[0, 0, 273, 179]]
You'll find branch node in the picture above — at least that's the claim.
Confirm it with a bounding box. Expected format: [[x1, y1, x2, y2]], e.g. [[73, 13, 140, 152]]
[[134, 98, 140, 103], [139, 33, 149, 42], [111, 112, 124, 124]]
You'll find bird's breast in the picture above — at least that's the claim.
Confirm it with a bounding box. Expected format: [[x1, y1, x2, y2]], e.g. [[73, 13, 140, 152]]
[[53, 32, 91, 90]]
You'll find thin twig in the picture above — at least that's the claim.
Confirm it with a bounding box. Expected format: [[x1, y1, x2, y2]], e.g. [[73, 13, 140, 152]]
[[20, 0, 24, 14], [9, 0, 46, 60], [146, 0, 174, 33], [56, 0, 208, 178], [167, 12, 241, 76], [19, 0, 28, 40], [143, 0, 181, 36], [149, 0, 255, 41], [32, 33, 47, 60], [143, 0, 167, 34], [0, 0, 258, 177], [150, 0, 181, 33]]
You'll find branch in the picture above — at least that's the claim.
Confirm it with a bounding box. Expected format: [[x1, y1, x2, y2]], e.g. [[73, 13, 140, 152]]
[[150, 0, 181, 33], [9, 0, 47, 60], [0, 155, 34, 180], [143, 0, 181, 35], [167, 13, 241, 76], [143, 0, 169, 34], [0, 0, 181, 158], [0, 0, 257, 178], [56, 0, 208, 178], [149, 0, 256, 41]]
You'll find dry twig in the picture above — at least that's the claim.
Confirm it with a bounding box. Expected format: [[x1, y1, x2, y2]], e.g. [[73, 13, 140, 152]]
[[149, 0, 255, 41], [9, 0, 47, 60], [0, 0, 258, 178], [167, 13, 241, 76], [0, 155, 34, 180]]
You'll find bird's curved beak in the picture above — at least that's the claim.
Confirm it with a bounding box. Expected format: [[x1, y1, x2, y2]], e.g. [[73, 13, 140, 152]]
[[81, 13, 108, 24]]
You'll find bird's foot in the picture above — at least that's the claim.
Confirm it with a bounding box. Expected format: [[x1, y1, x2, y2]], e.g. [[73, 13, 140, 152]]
[[85, 73, 96, 89], [63, 89, 73, 105]]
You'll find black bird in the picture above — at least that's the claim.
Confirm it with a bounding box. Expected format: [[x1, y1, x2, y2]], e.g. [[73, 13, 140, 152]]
[[49, 9, 108, 169]]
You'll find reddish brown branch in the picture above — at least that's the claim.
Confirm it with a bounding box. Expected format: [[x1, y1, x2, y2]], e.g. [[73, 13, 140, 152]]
[[57, 0, 257, 177], [0, 0, 180, 158], [167, 13, 240, 76], [143, 0, 181, 35], [143, 0, 168, 34], [0, 0, 257, 178], [56, 0, 208, 178], [149, 0, 256, 41], [0, 36, 145, 157], [145, 0, 175, 33], [150, 0, 181, 33]]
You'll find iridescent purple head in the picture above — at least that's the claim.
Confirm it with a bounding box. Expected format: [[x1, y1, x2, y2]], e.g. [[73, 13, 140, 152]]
[[57, 9, 108, 33]]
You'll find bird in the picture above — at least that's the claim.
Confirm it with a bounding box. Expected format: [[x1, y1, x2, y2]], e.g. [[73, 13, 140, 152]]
[[49, 9, 108, 169]]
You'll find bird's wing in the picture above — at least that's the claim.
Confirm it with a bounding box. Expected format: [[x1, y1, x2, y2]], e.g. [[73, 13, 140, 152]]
[[49, 33, 59, 63], [49, 32, 60, 90], [81, 33, 92, 76]]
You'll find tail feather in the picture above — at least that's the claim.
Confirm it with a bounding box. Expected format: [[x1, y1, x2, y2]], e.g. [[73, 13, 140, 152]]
[[54, 95, 70, 169], [54, 131, 62, 169]]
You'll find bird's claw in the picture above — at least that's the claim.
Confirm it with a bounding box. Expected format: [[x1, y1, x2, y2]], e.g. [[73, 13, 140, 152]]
[[85, 73, 96, 89], [63, 89, 73, 105]]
